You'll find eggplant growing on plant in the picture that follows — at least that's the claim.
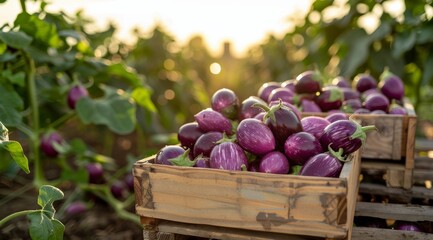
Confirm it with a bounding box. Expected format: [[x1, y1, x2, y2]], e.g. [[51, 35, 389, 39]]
[[236, 118, 276, 155], [194, 108, 233, 135], [86, 162, 104, 184], [67, 85, 89, 109], [284, 132, 323, 166], [209, 142, 249, 170], [40, 131, 65, 158], [65, 201, 87, 215], [211, 88, 239, 119], [320, 118, 376, 155], [178, 122, 204, 149], [258, 151, 290, 174]]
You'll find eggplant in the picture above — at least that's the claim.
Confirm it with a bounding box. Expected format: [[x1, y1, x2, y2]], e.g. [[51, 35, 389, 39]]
[[211, 88, 239, 119], [255, 100, 303, 151], [194, 108, 233, 135], [155, 145, 186, 165], [341, 88, 361, 101], [40, 131, 64, 158], [257, 82, 281, 102], [284, 132, 323, 165], [267, 87, 294, 103], [363, 93, 390, 112], [379, 69, 405, 101], [370, 109, 387, 115], [299, 152, 343, 178], [67, 85, 89, 109], [331, 76, 351, 88], [325, 112, 348, 123], [361, 88, 381, 101], [269, 100, 302, 120], [86, 162, 104, 184], [394, 221, 424, 232], [209, 142, 249, 170], [281, 79, 296, 92], [352, 73, 377, 93], [342, 99, 362, 113], [258, 151, 290, 174], [178, 122, 204, 149], [300, 99, 322, 113], [389, 103, 407, 115], [301, 116, 330, 140], [236, 118, 275, 155], [320, 118, 376, 155], [193, 131, 223, 157], [294, 70, 323, 94], [65, 201, 87, 215], [239, 96, 266, 120], [315, 86, 344, 112], [194, 156, 210, 168], [253, 112, 266, 121], [111, 181, 127, 199], [354, 108, 371, 114]]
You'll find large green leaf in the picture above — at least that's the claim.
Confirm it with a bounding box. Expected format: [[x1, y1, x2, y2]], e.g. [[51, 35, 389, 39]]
[[106, 63, 142, 87], [131, 87, 156, 112], [1, 69, 25, 87], [0, 84, 24, 126], [14, 12, 61, 48], [76, 85, 136, 134], [0, 140, 30, 174], [393, 30, 416, 57], [338, 28, 370, 77], [0, 30, 32, 49]]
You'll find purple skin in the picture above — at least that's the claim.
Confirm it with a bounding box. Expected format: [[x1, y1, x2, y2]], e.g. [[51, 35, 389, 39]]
[[211, 88, 239, 119], [86, 163, 104, 184], [253, 112, 266, 121], [341, 88, 361, 101], [269, 100, 302, 120], [354, 108, 371, 114], [364, 93, 390, 112], [239, 96, 266, 120], [294, 70, 323, 94], [361, 88, 381, 101], [281, 79, 296, 92], [320, 119, 376, 155], [123, 173, 134, 192], [300, 99, 322, 113], [193, 131, 223, 157], [67, 85, 89, 109], [332, 76, 351, 88], [394, 221, 423, 232], [389, 105, 407, 115], [257, 82, 281, 102], [194, 108, 233, 135], [284, 132, 323, 166], [379, 70, 405, 101], [178, 122, 204, 149], [40, 131, 64, 158], [370, 110, 387, 115], [111, 181, 127, 199], [299, 152, 343, 178], [342, 99, 362, 113], [267, 87, 294, 103], [236, 118, 276, 155], [258, 151, 290, 174], [325, 112, 348, 123], [65, 201, 87, 215], [315, 86, 344, 112], [155, 145, 185, 165], [194, 156, 210, 168], [301, 116, 330, 140], [209, 142, 249, 170], [352, 74, 377, 93]]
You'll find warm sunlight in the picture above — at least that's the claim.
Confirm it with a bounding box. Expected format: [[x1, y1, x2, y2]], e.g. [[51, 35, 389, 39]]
[[0, 0, 313, 57], [210, 62, 222, 75]]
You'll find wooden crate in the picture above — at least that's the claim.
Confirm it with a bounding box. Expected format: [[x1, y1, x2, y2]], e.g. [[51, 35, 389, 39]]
[[133, 151, 361, 240], [302, 98, 417, 162]]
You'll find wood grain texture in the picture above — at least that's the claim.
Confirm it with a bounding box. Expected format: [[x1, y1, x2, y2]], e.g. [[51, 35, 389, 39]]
[[133, 151, 361, 239], [352, 227, 433, 240], [355, 202, 433, 222]]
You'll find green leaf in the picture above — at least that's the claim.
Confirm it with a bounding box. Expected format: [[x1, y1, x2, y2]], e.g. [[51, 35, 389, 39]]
[[368, 21, 392, 42], [0, 51, 17, 62], [0, 121, 7, 141], [28, 213, 64, 240], [311, 0, 334, 12], [131, 87, 156, 112], [76, 85, 136, 134], [37, 185, 64, 218], [0, 30, 32, 49], [1, 70, 25, 87], [421, 51, 433, 86], [1, 141, 29, 174], [338, 29, 370, 77], [393, 30, 416, 57], [0, 83, 24, 126], [416, 24, 433, 44], [60, 168, 88, 184], [106, 63, 142, 87]]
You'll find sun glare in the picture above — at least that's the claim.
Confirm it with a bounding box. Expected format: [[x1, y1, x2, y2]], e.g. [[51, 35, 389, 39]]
[[210, 62, 221, 75]]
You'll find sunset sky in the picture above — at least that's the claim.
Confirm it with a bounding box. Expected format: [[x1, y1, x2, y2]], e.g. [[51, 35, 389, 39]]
[[0, 0, 313, 57]]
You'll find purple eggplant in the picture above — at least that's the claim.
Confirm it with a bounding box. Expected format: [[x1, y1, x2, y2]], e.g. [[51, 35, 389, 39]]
[[342, 99, 362, 113], [281, 79, 296, 92], [155, 145, 185, 165], [284, 132, 323, 166], [211, 88, 239, 119], [123, 173, 134, 192], [379, 69, 404, 101], [194, 156, 210, 168], [300, 99, 322, 113], [239, 96, 266, 120], [267, 87, 294, 103], [299, 151, 345, 177], [394, 221, 424, 232], [178, 122, 204, 149], [363, 93, 390, 112], [370, 109, 387, 115], [354, 108, 371, 114], [67, 85, 89, 109], [352, 73, 377, 93], [111, 180, 127, 199], [325, 112, 348, 123], [301, 116, 330, 140], [269, 100, 302, 120], [253, 112, 266, 121], [40, 131, 64, 158], [294, 70, 323, 94], [209, 142, 249, 170], [256, 100, 303, 151], [361, 88, 380, 101], [341, 88, 361, 101], [194, 108, 233, 134], [257, 82, 281, 102], [86, 162, 104, 184], [315, 86, 344, 112], [258, 151, 290, 174], [65, 201, 87, 215], [331, 76, 351, 88], [236, 118, 276, 155], [193, 131, 223, 157], [320, 119, 376, 155], [389, 103, 407, 115]]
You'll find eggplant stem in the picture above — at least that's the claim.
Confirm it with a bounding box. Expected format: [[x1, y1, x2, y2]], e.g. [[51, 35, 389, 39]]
[[327, 145, 348, 162]]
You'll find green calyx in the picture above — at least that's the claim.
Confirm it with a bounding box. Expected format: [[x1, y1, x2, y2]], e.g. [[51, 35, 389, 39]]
[[327, 145, 349, 162], [169, 149, 197, 167], [255, 99, 288, 124], [327, 87, 344, 102], [215, 132, 237, 144], [379, 67, 394, 82], [348, 117, 377, 145]]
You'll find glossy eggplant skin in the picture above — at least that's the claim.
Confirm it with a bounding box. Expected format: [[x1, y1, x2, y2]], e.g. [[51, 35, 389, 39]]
[[155, 145, 185, 165], [393, 221, 424, 232], [301, 116, 330, 140], [315, 86, 344, 112], [192, 131, 223, 157], [237, 118, 276, 155], [211, 88, 239, 119], [379, 70, 405, 101], [239, 96, 266, 120], [294, 70, 323, 94], [178, 122, 204, 149], [258, 151, 290, 174], [284, 132, 323, 166], [299, 152, 343, 178], [209, 142, 249, 170], [194, 108, 233, 135]]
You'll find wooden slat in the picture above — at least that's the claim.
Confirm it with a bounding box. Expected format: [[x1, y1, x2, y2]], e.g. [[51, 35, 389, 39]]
[[352, 227, 433, 240], [358, 183, 433, 201], [355, 202, 433, 222]]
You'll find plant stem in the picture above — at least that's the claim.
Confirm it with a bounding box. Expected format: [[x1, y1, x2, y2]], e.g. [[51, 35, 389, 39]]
[[19, 0, 27, 13], [0, 209, 38, 227], [46, 112, 76, 131]]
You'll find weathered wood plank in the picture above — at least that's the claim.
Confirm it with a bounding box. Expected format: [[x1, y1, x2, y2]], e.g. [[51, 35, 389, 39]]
[[359, 183, 433, 201], [352, 227, 433, 240], [355, 202, 433, 222]]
